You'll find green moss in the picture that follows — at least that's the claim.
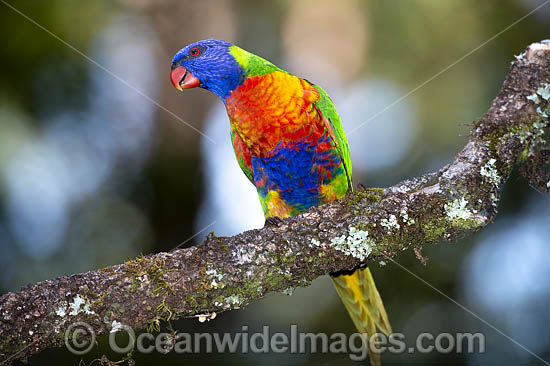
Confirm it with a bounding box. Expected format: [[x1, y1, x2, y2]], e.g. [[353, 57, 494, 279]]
[[448, 217, 482, 231], [344, 188, 385, 214], [129, 281, 139, 293], [147, 318, 161, 333], [422, 219, 448, 243], [0, 339, 21, 356], [78, 288, 104, 314], [186, 268, 294, 314], [481, 112, 546, 162], [89, 298, 104, 312], [370, 225, 417, 255], [123, 255, 174, 296], [366, 187, 385, 194], [205, 231, 218, 241], [155, 298, 174, 321], [123, 255, 177, 326], [185, 294, 199, 312]]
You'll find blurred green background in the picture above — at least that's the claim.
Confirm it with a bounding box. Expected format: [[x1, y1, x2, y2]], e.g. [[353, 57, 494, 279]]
[[1, 0, 549, 365]]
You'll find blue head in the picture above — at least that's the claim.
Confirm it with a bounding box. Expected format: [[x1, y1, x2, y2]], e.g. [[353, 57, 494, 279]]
[[170, 39, 245, 100]]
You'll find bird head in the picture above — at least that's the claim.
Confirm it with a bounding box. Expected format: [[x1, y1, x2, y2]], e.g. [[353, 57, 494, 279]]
[[170, 39, 245, 100]]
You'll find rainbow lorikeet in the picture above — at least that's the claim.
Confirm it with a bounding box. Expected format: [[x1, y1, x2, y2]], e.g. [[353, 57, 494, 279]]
[[171, 39, 391, 365]]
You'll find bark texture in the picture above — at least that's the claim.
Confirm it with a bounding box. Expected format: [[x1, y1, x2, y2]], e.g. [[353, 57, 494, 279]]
[[1, 41, 550, 364]]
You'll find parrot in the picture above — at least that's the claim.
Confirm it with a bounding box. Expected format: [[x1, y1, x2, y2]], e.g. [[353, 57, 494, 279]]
[[170, 39, 391, 365]]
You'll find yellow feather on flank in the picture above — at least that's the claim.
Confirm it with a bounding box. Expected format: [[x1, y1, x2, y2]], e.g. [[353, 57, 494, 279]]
[[331, 267, 391, 366]]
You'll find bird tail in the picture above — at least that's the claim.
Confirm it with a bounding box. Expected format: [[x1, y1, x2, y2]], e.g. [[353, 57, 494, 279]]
[[331, 267, 391, 366]]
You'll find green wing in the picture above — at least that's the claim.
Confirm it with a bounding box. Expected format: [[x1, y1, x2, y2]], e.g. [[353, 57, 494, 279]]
[[230, 126, 254, 185], [311, 83, 353, 191]]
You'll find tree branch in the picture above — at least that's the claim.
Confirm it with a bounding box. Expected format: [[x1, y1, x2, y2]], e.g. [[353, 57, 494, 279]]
[[1, 41, 549, 363]]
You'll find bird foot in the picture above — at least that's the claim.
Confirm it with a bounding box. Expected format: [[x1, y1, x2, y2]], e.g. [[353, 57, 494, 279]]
[[357, 183, 367, 190], [264, 216, 284, 227]]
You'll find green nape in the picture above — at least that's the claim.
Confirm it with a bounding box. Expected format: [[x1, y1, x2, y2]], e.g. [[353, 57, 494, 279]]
[[229, 45, 282, 77]]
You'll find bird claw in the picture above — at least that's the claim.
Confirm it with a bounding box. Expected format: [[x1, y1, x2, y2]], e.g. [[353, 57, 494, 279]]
[[264, 216, 284, 227], [357, 183, 367, 190]]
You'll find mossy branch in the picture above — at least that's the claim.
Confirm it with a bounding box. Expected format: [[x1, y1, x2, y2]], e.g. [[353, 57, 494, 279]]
[[1, 41, 550, 364]]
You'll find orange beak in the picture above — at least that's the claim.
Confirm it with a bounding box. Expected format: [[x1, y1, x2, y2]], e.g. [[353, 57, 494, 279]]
[[170, 66, 200, 91]]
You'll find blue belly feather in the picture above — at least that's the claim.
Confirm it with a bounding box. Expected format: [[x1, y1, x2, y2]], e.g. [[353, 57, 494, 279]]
[[252, 134, 344, 212]]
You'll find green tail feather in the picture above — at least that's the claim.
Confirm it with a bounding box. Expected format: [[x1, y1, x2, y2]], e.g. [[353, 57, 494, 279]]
[[331, 267, 391, 366]]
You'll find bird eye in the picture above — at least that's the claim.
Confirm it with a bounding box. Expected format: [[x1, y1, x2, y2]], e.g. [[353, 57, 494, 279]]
[[190, 47, 200, 56]]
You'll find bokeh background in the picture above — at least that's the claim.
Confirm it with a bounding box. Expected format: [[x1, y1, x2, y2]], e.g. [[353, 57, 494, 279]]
[[1, 0, 549, 365]]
